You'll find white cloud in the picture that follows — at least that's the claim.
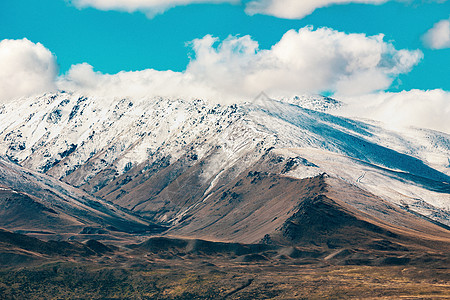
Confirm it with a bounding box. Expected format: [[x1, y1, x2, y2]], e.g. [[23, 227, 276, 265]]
[[0, 33, 445, 134], [57, 27, 422, 102], [245, 0, 449, 19], [0, 28, 422, 104], [338, 89, 450, 133], [69, 0, 238, 17], [186, 27, 422, 99], [245, 0, 389, 19], [68, 0, 448, 19], [422, 17, 450, 49], [0, 39, 58, 102], [58, 62, 220, 100]]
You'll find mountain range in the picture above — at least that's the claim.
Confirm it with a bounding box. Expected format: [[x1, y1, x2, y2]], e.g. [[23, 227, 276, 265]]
[[0, 91, 449, 265]]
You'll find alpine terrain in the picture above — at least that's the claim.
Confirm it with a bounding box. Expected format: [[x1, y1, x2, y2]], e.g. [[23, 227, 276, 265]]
[[0, 91, 449, 298]]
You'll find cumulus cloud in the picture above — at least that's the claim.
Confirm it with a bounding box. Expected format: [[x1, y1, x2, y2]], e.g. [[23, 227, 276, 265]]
[[57, 27, 422, 102], [0, 39, 58, 102], [1, 27, 422, 104], [58, 62, 220, 100], [245, 0, 389, 19], [56, 27, 422, 101], [69, 0, 238, 17], [422, 17, 450, 49], [0, 32, 445, 133], [338, 89, 450, 133], [187, 27, 422, 98]]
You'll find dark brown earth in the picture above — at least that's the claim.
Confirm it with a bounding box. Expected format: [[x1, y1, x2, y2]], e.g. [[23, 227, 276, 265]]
[[1, 170, 449, 298], [1, 228, 449, 299]]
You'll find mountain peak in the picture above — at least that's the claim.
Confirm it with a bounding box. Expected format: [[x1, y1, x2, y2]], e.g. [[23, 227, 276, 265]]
[[0, 91, 448, 239]]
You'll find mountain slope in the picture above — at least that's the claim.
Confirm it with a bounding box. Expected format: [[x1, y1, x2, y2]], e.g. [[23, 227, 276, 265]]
[[0, 157, 164, 242], [0, 92, 448, 248]]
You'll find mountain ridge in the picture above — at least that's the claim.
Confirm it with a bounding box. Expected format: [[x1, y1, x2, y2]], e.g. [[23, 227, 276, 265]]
[[0, 91, 448, 246]]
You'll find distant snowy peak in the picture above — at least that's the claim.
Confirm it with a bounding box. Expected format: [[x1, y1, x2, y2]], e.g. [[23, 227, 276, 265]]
[[274, 94, 343, 112], [250, 92, 342, 112]]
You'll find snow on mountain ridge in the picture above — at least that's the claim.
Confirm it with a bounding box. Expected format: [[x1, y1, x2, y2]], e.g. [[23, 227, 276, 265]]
[[274, 94, 342, 112], [0, 91, 448, 225]]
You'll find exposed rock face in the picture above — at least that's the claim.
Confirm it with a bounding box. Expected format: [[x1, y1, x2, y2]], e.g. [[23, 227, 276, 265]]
[[0, 92, 448, 249]]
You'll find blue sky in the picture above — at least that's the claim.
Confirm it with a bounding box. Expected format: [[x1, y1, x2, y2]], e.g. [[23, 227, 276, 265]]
[[1, 0, 449, 93]]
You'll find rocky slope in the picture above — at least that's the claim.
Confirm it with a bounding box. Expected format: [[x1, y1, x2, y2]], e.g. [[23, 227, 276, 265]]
[[0, 91, 448, 246]]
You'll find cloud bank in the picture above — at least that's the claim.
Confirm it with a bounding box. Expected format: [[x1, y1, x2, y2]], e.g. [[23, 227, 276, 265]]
[[59, 27, 422, 101], [2, 28, 448, 133], [0, 27, 423, 102], [58, 62, 220, 100], [69, 0, 238, 17], [422, 17, 450, 49], [339, 89, 450, 133], [0, 39, 58, 102]]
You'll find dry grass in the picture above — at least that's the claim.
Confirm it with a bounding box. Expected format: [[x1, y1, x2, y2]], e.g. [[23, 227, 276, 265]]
[[1, 257, 449, 299]]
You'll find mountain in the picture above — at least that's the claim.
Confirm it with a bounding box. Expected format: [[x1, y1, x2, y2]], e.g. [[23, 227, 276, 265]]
[[0, 91, 448, 249], [1, 91, 449, 298], [0, 156, 164, 244]]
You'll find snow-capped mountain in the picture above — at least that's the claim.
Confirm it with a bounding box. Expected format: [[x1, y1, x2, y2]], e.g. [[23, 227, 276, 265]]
[[0, 91, 448, 243], [273, 93, 342, 112]]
